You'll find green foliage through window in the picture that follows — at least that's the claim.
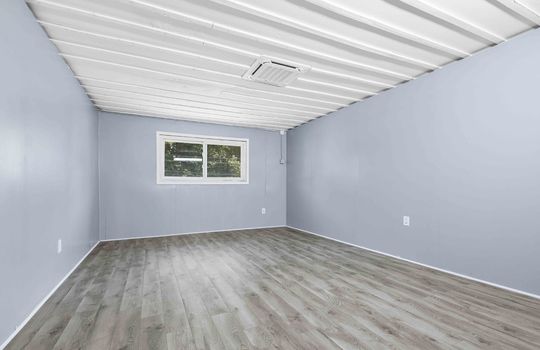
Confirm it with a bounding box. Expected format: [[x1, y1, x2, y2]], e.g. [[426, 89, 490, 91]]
[[207, 144, 241, 178], [164, 141, 203, 177], [161, 136, 246, 182]]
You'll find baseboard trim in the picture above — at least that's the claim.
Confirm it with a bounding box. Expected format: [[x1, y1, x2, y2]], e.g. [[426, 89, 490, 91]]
[[5, 224, 537, 349], [1, 241, 101, 350], [286, 225, 540, 300], [100, 225, 286, 242], [2, 225, 285, 347]]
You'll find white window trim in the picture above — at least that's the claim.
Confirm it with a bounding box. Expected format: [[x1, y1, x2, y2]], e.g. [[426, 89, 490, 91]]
[[156, 131, 249, 185]]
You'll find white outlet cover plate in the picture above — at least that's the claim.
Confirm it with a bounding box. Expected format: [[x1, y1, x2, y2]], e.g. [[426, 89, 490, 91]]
[[403, 216, 410, 226]]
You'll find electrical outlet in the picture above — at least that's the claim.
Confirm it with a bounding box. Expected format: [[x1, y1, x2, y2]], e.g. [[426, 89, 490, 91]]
[[57, 239, 62, 254], [403, 216, 410, 226], [261, 208, 266, 215]]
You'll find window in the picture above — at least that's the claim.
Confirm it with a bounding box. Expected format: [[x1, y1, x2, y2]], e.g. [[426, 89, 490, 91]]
[[157, 132, 248, 184]]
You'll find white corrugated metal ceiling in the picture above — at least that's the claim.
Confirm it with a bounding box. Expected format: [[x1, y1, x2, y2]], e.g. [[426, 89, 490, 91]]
[[27, 0, 540, 130]]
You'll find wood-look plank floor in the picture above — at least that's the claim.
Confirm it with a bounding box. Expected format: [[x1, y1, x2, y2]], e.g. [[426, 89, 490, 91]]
[[7, 227, 540, 350]]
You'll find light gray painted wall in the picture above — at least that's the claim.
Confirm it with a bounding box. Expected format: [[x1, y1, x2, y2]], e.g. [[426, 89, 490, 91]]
[[0, 1, 99, 344], [99, 112, 286, 240], [287, 28, 540, 295]]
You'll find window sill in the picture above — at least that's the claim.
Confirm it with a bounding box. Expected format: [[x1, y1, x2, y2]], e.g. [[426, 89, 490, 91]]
[[157, 180, 249, 185]]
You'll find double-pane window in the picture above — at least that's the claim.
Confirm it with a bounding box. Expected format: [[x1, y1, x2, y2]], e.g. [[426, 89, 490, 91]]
[[157, 132, 248, 184]]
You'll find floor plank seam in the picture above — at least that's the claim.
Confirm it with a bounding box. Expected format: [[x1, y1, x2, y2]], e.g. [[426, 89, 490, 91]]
[[286, 225, 540, 301], [5, 229, 540, 350]]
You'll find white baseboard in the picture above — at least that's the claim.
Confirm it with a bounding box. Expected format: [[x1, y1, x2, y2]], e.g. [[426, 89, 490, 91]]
[[1, 241, 101, 350], [2, 225, 285, 347], [100, 225, 285, 242], [287, 225, 540, 300], [5, 224, 537, 349]]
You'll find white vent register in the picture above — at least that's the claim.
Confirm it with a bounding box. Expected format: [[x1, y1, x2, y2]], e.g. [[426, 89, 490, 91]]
[[242, 56, 310, 87]]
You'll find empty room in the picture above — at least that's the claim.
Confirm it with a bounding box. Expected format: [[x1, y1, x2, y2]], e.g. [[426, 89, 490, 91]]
[[2, 0, 540, 349]]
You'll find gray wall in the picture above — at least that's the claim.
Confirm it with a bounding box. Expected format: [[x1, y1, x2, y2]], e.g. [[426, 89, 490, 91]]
[[0, 1, 99, 345], [99, 112, 286, 240], [287, 28, 540, 295]]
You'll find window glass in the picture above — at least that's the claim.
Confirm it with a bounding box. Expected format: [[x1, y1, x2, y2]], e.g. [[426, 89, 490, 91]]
[[158, 132, 248, 184], [207, 144, 242, 178], [164, 141, 203, 177]]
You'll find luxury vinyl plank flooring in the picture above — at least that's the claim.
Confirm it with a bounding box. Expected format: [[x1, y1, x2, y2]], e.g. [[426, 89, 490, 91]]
[[6, 227, 540, 350]]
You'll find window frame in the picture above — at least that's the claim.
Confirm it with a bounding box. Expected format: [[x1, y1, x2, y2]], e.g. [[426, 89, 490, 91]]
[[156, 131, 249, 185]]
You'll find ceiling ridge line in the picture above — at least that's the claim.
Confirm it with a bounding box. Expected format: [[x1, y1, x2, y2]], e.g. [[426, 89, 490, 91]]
[[88, 95, 312, 122], [206, 0, 441, 69], [37, 19, 395, 88], [297, 78, 375, 95], [492, 0, 540, 25], [75, 75, 337, 112], [99, 107, 289, 130], [126, 0, 420, 76], [84, 85, 320, 118], [38, 20, 249, 68], [95, 103, 297, 127], [286, 85, 370, 100], [302, 0, 471, 57], [29, 0, 413, 80], [310, 67, 394, 88], [396, 0, 506, 44], [60, 53, 351, 107], [53, 38, 241, 78], [92, 101, 308, 126], [95, 101, 298, 125], [51, 37, 378, 96], [88, 93, 313, 122], [39, 20, 396, 89]]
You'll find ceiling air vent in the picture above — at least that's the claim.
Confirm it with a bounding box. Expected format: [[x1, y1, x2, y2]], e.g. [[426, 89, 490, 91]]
[[242, 56, 310, 87]]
